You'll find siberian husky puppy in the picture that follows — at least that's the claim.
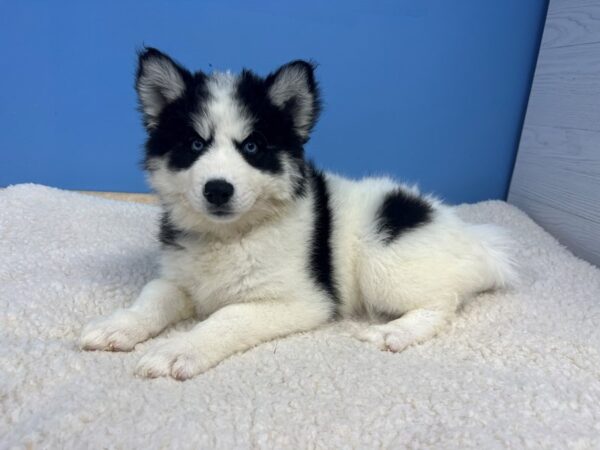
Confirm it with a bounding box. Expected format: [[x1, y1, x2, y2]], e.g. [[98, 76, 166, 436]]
[[81, 48, 515, 380]]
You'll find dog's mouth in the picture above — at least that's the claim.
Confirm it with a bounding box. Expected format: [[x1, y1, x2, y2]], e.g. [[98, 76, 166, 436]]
[[206, 207, 238, 222], [211, 209, 232, 217]]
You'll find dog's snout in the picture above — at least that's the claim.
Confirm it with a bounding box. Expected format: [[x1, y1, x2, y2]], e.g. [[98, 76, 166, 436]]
[[203, 179, 234, 206]]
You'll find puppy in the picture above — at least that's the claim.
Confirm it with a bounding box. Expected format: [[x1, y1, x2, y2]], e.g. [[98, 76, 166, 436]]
[[80, 48, 515, 380]]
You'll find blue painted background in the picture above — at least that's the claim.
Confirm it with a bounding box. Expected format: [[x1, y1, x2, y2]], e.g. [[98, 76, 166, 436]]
[[0, 0, 547, 203]]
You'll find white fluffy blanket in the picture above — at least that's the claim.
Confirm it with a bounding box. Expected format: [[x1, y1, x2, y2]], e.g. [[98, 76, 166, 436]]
[[1, 184, 599, 449]]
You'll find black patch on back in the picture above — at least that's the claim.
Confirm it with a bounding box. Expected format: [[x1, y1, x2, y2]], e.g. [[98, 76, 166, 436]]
[[159, 211, 184, 249], [308, 166, 339, 308], [144, 73, 212, 171], [376, 189, 433, 244]]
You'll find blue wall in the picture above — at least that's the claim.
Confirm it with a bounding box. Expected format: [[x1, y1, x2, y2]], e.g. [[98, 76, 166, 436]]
[[0, 0, 547, 203]]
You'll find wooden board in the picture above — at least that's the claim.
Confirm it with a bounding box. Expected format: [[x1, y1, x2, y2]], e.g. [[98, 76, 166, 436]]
[[508, 0, 600, 266], [542, 0, 600, 48], [524, 43, 600, 132], [78, 191, 158, 204]]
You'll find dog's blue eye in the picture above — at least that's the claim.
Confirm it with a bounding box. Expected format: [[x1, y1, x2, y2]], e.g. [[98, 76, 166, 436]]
[[191, 139, 204, 152], [243, 141, 258, 154]]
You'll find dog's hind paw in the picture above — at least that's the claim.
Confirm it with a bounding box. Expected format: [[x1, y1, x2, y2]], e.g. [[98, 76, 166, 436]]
[[355, 325, 416, 353], [80, 309, 150, 352]]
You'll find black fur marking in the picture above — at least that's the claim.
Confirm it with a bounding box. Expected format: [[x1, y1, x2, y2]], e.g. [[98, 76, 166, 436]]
[[136, 48, 212, 172], [232, 129, 283, 174], [376, 189, 433, 244], [308, 166, 339, 307], [143, 73, 211, 171], [235, 70, 307, 174], [146, 74, 212, 170], [159, 211, 185, 249]]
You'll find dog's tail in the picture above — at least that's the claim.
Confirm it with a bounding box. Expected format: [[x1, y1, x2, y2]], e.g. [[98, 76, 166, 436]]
[[468, 223, 519, 290]]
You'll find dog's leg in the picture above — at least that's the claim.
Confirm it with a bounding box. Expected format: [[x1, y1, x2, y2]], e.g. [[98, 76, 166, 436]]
[[356, 308, 452, 352], [80, 279, 194, 351], [135, 299, 331, 380]]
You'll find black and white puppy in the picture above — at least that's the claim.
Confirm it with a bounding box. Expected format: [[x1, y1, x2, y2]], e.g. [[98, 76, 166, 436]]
[[81, 48, 515, 380]]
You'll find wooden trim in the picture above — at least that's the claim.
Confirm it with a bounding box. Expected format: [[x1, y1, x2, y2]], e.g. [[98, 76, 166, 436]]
[[78, 191, 158, 204], [508, 0, 600, 266]]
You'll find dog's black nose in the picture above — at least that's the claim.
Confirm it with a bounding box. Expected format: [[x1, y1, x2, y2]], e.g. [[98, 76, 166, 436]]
[[203, 179, 234, 206]]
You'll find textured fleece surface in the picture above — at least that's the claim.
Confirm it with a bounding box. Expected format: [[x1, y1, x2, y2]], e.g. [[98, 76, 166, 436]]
[[1, 184, 600, 449]]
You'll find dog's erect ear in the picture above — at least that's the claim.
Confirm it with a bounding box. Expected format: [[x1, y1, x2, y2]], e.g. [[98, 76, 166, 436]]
[[266, 60, 321, 141], [135, 47, 192, 129]]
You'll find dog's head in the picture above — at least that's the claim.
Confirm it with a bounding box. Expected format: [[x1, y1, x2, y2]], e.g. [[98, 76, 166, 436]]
[[135, 48, 321, 233]]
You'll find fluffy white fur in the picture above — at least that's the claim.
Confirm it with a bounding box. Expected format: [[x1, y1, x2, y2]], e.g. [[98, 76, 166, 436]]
[[81, 52, 516, 380]]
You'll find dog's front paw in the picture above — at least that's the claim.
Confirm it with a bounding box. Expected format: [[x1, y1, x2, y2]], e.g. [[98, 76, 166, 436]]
[[80, 309, 150, 352], [135, 339, 210, 380]]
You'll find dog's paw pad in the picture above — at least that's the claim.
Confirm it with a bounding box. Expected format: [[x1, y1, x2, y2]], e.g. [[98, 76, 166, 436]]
[[80, 310, 148, 352], [135, 340, 209, 380]]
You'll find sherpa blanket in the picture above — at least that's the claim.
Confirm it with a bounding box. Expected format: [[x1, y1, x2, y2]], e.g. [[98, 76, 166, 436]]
[[1, 184, 599, 449]]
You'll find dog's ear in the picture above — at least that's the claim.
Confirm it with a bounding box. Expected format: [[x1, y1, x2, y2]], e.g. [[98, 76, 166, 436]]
[[135, 47, 192, 129], [266, 60, 321, 141]]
